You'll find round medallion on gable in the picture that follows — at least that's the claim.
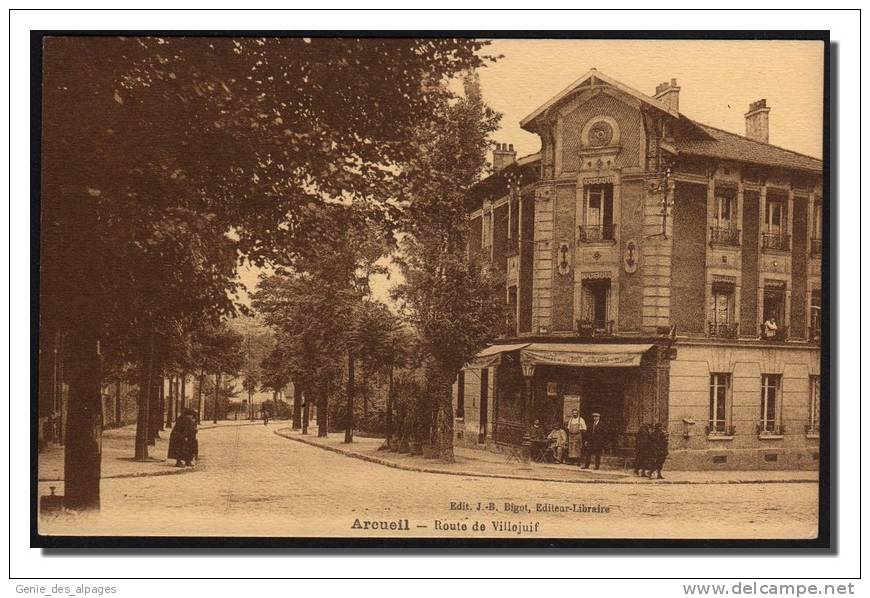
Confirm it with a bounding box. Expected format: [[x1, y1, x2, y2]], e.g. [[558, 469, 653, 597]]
[[588, 120, 614, 147]]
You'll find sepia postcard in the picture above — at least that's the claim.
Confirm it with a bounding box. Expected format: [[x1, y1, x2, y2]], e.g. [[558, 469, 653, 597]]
[[34, 33, 829, 547]]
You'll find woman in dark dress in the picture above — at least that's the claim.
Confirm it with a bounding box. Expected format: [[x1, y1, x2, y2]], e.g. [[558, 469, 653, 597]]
[[168, 409, 198, 467]]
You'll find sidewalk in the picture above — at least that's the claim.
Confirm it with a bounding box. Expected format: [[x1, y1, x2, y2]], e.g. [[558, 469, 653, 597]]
[[274, 427, 819, 485], [38, 420, 262, 481]]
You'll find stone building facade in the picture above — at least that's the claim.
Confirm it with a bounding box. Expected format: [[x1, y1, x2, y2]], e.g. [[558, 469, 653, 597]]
[[454, 70, 824, 470]]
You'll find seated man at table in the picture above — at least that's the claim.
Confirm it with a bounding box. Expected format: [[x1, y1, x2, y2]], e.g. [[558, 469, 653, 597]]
[[527, 419, 545, 440], [546, 426, 568, 463]]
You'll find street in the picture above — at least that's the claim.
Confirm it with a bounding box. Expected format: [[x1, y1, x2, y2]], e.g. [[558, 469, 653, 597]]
[[39, 424, 819, 540]]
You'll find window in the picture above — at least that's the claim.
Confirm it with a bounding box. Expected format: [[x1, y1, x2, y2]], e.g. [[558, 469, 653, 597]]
[[581, 279, 611, 331], [709, 374, 731, 434], [481, 209, 492, 248], [811, 201, 822, 256], [456, 371, 465, 419], [808, 375, 820, 434], [506, 286, 518, 337], [709, 281, 737, 337], [766, 196, 785, 234], [760, 374, 781, 434], [579, 184, 614, 242], [810, 290, 821, 341], [762, 282, 786, 340], [763, 193, 789, 250], [711, 188, 740, 245]]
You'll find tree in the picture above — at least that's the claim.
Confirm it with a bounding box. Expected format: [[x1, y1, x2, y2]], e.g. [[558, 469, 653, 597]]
[[41, 36, 492, 509], [392, 73, 504, 462]]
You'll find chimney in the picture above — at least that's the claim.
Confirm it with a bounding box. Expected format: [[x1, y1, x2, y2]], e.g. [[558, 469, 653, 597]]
[[745, 99, 771, 143], [654, 78, 681, 112], [492, 143, 517, 171]]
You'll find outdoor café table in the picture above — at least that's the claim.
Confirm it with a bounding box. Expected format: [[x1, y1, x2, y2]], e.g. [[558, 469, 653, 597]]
[[528, 438, 551, 462]]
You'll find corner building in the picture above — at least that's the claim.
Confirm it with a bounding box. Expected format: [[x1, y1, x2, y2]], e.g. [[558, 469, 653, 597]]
[[454, 70, 823, 470]]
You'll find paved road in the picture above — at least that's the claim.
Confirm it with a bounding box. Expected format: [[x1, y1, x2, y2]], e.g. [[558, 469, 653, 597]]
[[40, 424, 819, 540]]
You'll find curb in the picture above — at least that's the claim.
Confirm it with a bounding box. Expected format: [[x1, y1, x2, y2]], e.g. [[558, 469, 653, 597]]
[[38, 463, 206, 483], [273, 428, 817, 486]]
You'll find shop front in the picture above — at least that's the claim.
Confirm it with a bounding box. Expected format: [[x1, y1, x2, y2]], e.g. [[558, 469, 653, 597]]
[[460, 342, 669, 457]]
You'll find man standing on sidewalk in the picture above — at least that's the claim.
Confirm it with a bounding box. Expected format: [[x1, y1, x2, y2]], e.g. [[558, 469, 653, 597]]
[[583, 412, 605, 470]]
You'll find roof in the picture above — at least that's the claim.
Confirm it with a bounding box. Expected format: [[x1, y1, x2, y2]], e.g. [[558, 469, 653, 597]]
[[520, 69, 678, 130], [517, 69, 822, 176], [677, 122, 822, 174]]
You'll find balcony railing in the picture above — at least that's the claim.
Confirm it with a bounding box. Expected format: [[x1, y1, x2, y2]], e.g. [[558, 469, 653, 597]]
[[706, 424, 737, 437], [578, 223, 616, 243], [810, 237, 822, 257], [710, 226, 741, 246], [762, 232, 791, 251], [576, 319, 614, 339], [759, 324, 789, 342], [757, 422, 786, 436], [708, 321, 739, 338]]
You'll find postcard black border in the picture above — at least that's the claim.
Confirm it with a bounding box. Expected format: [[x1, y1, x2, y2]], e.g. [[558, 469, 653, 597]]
[[22, 26, 837, 558]]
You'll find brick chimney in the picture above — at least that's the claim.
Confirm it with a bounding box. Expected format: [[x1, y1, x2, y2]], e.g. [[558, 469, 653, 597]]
[[745, 99, 771, 143], [492, 143, 517, 171], [654, 78, 681, 112]]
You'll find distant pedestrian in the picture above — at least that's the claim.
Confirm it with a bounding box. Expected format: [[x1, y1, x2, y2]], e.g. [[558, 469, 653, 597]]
[[634, 423, 651, 476], [649, 422, 669, 479], [168, 408, 198, 467], [583, 413, 606, 470]]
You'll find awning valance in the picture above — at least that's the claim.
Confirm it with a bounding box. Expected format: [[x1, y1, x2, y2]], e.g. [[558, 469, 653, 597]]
[[520, 343, 654, 368], [467, 343, 530, 369]]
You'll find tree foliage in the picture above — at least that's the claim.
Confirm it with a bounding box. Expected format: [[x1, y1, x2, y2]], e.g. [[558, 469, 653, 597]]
[[392, 73, 504, 461]]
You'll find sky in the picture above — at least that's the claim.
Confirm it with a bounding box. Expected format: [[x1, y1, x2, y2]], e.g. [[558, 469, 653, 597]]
[[238, 39, 825, 305]]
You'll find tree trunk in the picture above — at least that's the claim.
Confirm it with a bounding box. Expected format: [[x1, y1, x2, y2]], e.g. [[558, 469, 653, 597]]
[[213, 372, 221, 424], [114, 380, 122, 428], [165, 376, 173, 428], [62, 328, 103, 510], [248, 390, 254, 421], [292, 383, 302, 430], [301, 386, 309, 435], [180, 373, 187, 412], [134, 333, 154, 460], [436, 374, 455, 463], [344, 353, 354, 443], [317, 387, 328, 438], [148, 361, 162, 443], [197, 374, 205, 421], [380, 363, 394, 450]]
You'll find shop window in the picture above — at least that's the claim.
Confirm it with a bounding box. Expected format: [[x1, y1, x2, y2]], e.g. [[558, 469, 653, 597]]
[[578, 184, 615, 242], [708, 373, 732, 435], [808, 375, 820, 435], [708, 281, 737, 338], [759, 374, 782, 435]]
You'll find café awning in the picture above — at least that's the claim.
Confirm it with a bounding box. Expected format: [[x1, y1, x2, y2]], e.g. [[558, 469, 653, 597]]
[[467, 343, 531, 369], [519, 343, 654, 368]]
